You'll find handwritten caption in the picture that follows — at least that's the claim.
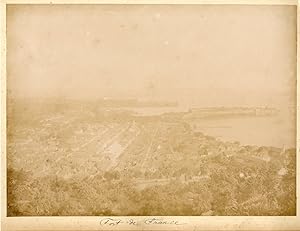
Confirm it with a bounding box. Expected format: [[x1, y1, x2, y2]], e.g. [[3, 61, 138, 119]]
[[99, 217, 186, 226]]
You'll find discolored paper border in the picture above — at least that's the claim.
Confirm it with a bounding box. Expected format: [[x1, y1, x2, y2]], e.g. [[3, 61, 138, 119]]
[[0, 1, 299, 230]]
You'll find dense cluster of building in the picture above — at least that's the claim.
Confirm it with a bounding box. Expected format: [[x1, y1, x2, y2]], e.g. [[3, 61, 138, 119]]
[[7, 101, 296, 216]]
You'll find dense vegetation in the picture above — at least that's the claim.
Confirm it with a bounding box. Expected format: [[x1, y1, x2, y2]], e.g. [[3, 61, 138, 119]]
[[7, 101, 296, 216], [7, 139, 295, 216]]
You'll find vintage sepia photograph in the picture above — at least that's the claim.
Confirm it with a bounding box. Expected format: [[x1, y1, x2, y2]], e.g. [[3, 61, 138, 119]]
[[6, 3, 297, 217]]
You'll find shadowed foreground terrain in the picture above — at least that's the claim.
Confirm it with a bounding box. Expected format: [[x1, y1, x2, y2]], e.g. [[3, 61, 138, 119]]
[[7, 100, 296, 216]]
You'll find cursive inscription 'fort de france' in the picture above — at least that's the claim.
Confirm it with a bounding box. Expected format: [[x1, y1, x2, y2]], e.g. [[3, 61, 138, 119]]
[[99, 217, 186, 226]]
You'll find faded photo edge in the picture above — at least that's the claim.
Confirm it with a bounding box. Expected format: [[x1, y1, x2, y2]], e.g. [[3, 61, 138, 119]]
[[1, 0, 300, 231]]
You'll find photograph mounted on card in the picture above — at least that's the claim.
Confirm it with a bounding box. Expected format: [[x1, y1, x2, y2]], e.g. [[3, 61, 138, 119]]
[[1, 1, 298, 231]]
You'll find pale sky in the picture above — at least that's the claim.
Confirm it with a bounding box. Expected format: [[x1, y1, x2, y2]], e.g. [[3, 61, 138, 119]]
[[7, 5, 296, 107]]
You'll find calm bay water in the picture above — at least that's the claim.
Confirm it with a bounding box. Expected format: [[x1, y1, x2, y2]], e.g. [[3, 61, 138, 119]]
[[131, 107, 295, 148], [190, 115, 296, 148]]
